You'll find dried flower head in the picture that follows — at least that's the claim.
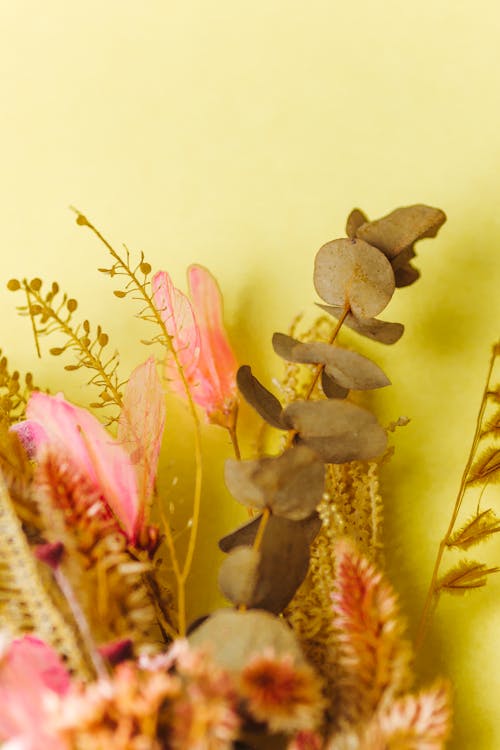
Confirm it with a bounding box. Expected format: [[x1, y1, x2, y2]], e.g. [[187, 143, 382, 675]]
[[239, 649, 325, 734]]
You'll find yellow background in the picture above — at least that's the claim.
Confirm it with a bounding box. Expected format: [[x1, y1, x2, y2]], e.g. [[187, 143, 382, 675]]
[[1, 2, 499, 747]]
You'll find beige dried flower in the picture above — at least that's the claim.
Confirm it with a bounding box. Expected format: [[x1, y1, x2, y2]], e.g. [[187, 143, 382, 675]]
[[240, 648, 325, 734]]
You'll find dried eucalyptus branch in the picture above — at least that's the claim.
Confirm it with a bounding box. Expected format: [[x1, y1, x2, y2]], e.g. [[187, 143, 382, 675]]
[[218, 204, 447, 625]]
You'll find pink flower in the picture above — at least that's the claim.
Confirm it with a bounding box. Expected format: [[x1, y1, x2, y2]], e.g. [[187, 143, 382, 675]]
[[0, 635, 70, 750], [26, 392, 141, 543], [117, 357, 166, 511], [152, 265, 238, 428], [331, 538, 412, 726]]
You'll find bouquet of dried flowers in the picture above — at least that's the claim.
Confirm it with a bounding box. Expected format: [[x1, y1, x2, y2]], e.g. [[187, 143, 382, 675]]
[[0, 203, 498, 750]]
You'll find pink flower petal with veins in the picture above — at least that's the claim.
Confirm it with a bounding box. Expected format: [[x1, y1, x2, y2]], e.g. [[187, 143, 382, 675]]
[[152, 265, 238, 427], [152, 270, 201, 388], [0, 636, 70, 748], [187, 264, 238, 419], [10, 420, 48, 460], [27, 392, 141, 542], [118, 357, 166, 514]]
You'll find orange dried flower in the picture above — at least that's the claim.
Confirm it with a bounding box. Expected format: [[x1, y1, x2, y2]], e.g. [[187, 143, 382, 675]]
[[240, 649, 325, 734]]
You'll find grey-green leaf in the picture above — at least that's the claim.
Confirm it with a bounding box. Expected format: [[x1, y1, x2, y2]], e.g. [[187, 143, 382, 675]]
[[273, 334, 390, 390], [219, 512, 321, 553], [236, 365, 284, 429], [346, 208, 368, 239], [321, 370, 349, 399], [249, 515, 313, 613], [318, 304, 404, 345], [282, 399, 387, 462], [225, 445, 325, 520], [218, 546, 260, 606], [314, 237, 395, 318], [355, 204, 447, 260], [189, 608, 304, 671]]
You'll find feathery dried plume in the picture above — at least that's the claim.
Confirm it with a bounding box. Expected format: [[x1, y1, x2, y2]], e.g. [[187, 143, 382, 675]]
[[331, 538, 412, 727]]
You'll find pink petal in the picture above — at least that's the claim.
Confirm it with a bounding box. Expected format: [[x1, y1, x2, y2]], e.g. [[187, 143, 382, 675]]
[[118, 357, 166, 515], [26, 392, 141, 542], [152, 270, 201, 390], [187, 265, 238, 415], [10, 420, 48, 460], [0, 636, 70, 741]]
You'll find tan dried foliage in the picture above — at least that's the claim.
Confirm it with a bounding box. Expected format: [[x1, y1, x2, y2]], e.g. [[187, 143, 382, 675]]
[[225, 445, 324, 520], [317, 304, 404, 345], [314, 238, 395, 319], [189, 608, 305, 672], [237, 365, 285, 429], [273, 334, 390, 391], [282, 400, 387, 463], [437, 559, 500, 593], [354, 205, 446, 260], [447, 508, 500, 550], [218, 545, 260, 607], [0, 473, 89, 675]]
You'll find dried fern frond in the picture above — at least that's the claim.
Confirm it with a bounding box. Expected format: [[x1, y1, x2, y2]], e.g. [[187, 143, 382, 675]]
[[33, 450, 162, 650], [481, 409, 500, 438], [416, 342, 500, 649], [7, 277, 123, 414], [327, 681, 451, 750], [0, 348, 38, 425], [331, 539, 412, 727], [0, 472, 88, 675], [0, 424, 41, 537], [466, 446, 500, 486], [446, 508, 500, 550], [437, 559, 500, 593]]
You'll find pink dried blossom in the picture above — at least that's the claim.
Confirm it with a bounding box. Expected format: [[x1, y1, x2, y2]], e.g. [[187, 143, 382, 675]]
[[239, 649, 325, 734], [331, 538, 412, 726], [152, 265, 238, 428], [26, 392, 141, 543], [0, 635, 70, 750], [117, 357, 166, 513]]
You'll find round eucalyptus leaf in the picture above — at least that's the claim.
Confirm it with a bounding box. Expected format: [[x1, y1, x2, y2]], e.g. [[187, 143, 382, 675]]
[[314, 238, 395, 318]]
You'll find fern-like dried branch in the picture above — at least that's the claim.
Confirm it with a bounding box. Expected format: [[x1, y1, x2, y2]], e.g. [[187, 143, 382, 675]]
[[446, 508, 500, 550], [72, 209, 203, 637], [0, 424, 40, 537], [331, 538, 412, 728], [416, 341, 500, 649], [481, 409, 500, 438], [0, 348, 38, 425], [7, 277, 123, 414], [437, 560, 500, 593], [466, 447, 500, 486], [0, 472, 89, 676]]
